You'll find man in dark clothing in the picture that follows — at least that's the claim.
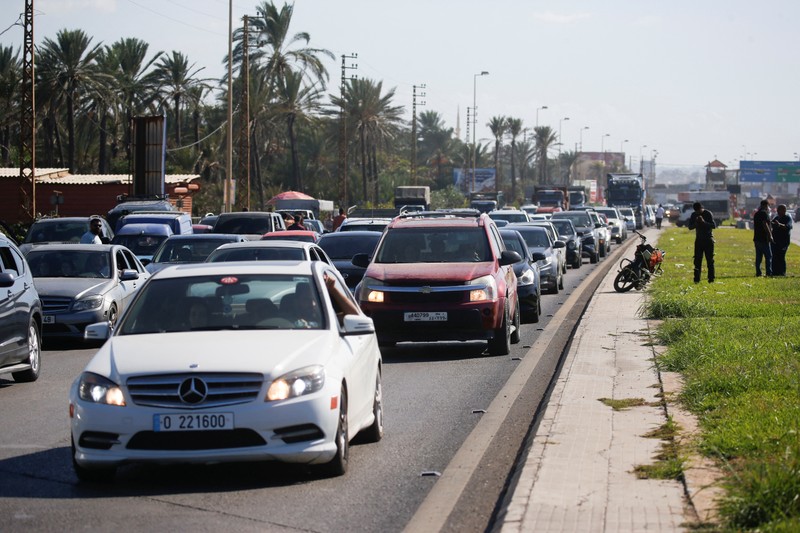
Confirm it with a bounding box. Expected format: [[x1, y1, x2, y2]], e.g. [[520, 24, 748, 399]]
[[287, 214, 305, 231], [771, 204, 792, 276], [687, 201, 716, 283], [753, 199, 774, 277]]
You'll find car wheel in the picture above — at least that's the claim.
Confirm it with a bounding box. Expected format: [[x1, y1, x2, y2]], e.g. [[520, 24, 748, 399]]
[[360, 370, 384, 443], [590, 252, 599, 264], [12, 317, 41, 383], [488, 303, 511, 356], [107, 303, 118, 326], [599, 244, 606, 258], [510, 301, 521, 344], [72, 437, 116, 483], [573, 255, 582, 269], [320, 386, 349, 477], [558, 272, 564, 291], [524, 292, 540, 323]]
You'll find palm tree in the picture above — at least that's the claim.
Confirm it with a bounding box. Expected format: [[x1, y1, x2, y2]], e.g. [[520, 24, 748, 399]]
[[533, 125, 557, 185], [506, 117, 523, 202], [0, 46, 20, 166], [149, 51, 208, 147], [488, 116, 507, 194], [558, 150, 579, 186], [37, 29, 107, 172], [331, 78, 404, 204], [418, 111, 455, 188]]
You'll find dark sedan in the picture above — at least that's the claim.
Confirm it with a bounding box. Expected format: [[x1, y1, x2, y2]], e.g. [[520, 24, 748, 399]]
[[499, 229, 542, 323], [318, 231, 382, 292], [549, 218, 583, 269]]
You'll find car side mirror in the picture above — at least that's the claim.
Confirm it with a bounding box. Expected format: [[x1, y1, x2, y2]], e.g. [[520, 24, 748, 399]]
[[499, 250, 522, 266], [595, 223, 603, 228], [85, 321, 111, 341], [120, 269, 139, 281], [140, 258, 151, 266], [342, 314, 375, 335], [0, 271, 15, 288], [531, 252, 547, 262], [352, 253, 371, 268], [553, 240, 566, 248]]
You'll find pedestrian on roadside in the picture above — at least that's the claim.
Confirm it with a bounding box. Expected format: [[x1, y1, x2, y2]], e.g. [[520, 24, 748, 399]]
[[80, 218, 104, 244], [655, 204, 665, 230], [770, 204, 792, 276], [332, 207, 347, 231], [753, 199, 774, 277], [687, 201, 716, 283]]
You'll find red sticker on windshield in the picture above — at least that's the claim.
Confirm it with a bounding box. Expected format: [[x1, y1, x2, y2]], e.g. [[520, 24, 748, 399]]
[[220, 276, 238, 285]]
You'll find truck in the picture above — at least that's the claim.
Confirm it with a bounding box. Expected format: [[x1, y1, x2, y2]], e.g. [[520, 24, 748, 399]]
[[567, 186, 588, 209], [469, 191, 505, 213], [272, 197, 334, 220], [674, 191, 732, 227], [605, 174, 646, 229], [532, 186, 568, 214], [394, 186, 431, 211]]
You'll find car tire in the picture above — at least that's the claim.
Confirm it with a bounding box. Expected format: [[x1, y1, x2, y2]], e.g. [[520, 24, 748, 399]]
[[359, 370, 384, 443], [320, 386, 349, 477], [558, 272, 564, 291], [510, 301, 521, 344], [590, 252, 599, 264], [72, 437, 116, 483], [107, 303, 118, 326], [12, 317, 41, 383], [488, 303, 511, 356], [572, 255, 581, 269]]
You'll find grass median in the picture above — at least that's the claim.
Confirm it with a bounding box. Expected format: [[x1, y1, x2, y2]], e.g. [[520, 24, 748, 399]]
[[640, 226, 800, 532]]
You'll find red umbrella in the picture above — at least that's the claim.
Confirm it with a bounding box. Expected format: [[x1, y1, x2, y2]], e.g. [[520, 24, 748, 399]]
[[267, 191, 315, 205]]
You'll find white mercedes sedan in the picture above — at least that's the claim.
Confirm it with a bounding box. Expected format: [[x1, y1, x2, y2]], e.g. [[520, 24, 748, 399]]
[[69, 261, 383, 482]]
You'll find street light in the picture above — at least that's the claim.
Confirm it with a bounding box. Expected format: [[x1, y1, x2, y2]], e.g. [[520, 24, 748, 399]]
[[579, 126, 589, 152], [536, 105, 548, 127], [620, 139, 629, 153], [472, 71, 489, 192], [557, 117, 569, 185], [601, 133, 611, 156]]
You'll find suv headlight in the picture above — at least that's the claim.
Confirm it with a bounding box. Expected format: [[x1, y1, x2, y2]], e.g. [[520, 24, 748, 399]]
[[467, 275, 497, 302], [78, 372, 126, 406], [266, 365, 325, 401], [360, 276, 385, 303], [517, 267, 535, 287], [73, 295, 103, 312]]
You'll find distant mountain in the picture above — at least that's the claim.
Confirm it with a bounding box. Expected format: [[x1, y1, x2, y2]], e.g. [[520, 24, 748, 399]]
[[656, 166, 705, 185]]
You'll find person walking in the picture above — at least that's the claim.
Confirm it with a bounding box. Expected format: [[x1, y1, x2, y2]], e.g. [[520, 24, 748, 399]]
[[331, 207, 347, 231], [770, 204, 792, 276], [80, 218, 104, 244], [687, 201, 716, 283], [753, 199, 774, 277], [655, 204, 665, 230]]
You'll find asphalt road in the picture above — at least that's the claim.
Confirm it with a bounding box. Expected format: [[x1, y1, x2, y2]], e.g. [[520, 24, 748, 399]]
[[0, 244, 627, 533]]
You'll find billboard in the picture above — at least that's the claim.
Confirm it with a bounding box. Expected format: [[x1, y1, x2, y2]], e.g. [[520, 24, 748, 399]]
[[453, 168, 497, 194], [740, 160, 800, 183]]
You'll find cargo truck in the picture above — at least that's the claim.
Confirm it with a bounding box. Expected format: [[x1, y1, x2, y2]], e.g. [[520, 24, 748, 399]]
[[606, 174, 645, 229], [394, 186, 431, 211], [532, 186, 568, 214]]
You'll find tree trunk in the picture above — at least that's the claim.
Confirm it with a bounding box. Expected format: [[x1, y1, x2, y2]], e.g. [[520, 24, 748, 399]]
[[66, 91, 75, 172], [287, 114, 302, 191], [174, 94, 182, 147], [371, 143, 378, 204], [98, 110, 108, 173], [251, 124, 265, 210], [510, 141, 517, 201], [360, 127, 368, 204]]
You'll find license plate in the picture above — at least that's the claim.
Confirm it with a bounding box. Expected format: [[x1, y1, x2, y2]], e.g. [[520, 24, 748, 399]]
[[153, 412, 234, 432], [43, 315, 55, 324], [404, 312, 447, 322]]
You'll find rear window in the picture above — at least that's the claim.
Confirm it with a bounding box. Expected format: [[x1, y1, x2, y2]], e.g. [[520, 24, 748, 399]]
[[318, 234, 380, 259], [208, 247, 305, 262], [24, 220, 87, 243], [552, 213, 591, 227], [375, 227, 491, 263], [215, 216, 273, 234]]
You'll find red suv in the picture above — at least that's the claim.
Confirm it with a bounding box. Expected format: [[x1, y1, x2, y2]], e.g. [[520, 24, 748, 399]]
[[352, 213, 521, 355]]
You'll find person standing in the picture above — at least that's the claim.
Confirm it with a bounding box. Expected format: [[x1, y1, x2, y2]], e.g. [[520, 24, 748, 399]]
[[287, 214, 305, 231], [655, 204, 665, 229], [80, 218, 103, 244], [770, 204, 792, 276], [687, 201, 716, 283], [331, 207, 347, 231], [753, 199, 774, 277]]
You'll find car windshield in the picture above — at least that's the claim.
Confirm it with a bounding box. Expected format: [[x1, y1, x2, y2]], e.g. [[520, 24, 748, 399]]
[[318, 235, 380, 259], [552, 213, 591, 227], [24, 220, 88, 243], [549, 220, 575, 237], [117, 274, 326, 334], [215, 216, 272, 234], [27, 249, 111, 279], [375, 227, 491, 263], [262, 233, 315, 243], [208, 247, 305, 262], [113, 234, 167, 256], [490, 212, 527, 223], [512, 228, 550, 249], [152, 239, 229, 263]]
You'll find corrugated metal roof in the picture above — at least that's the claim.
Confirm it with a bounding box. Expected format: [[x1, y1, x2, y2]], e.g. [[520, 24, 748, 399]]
[[0, 168, 200, 185]]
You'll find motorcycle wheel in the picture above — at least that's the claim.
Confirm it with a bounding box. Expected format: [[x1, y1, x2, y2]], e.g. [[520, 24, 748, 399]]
[[613, 267, 638, 293]]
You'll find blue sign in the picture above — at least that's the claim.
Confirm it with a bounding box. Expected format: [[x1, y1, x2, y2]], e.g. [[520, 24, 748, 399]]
[[740, 160, 800, 182], [453, 168, 497, 194]]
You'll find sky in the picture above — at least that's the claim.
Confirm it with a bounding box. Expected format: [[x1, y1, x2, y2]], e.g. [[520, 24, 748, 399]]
[[2, 0, 798, 172]]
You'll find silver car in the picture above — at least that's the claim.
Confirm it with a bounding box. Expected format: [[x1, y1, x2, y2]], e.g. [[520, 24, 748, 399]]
[[26, 244, 149, 341]]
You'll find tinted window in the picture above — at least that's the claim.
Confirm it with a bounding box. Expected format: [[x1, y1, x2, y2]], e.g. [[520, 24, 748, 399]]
[[375, 227, 491, 263], [153, 239, 231, 263], [209, 247, 305, 262], [318, 234, 380, 259]]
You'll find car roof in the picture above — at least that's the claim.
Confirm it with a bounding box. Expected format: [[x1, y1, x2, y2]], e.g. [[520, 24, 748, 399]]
[[115, 223, 173, 235], [261, 230, 318, 238], [150, 260, 317, 280], [25, 244, 120, 252], [213, 240, 316, 250], [165, 234, 244, 242], [388, 214, 488, 229]]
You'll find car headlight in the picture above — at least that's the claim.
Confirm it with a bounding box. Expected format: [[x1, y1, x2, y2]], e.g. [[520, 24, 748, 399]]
[[467, 274, 497, 302], [517, 267, 535, 286], [78, 372, 126, 406], [73, 296, 103, 312], [266, 365, 325, 401], [360, 276, 385, 303]]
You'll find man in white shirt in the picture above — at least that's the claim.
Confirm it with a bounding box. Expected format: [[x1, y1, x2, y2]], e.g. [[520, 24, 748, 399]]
[[80, 218, 103, 244], [655, 204, 665, 229]]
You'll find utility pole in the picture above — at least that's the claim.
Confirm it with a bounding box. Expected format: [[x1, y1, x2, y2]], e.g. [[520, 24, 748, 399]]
[[236, 15, 250, 211], [19, 0, 35, 221], [337, 53, 357, 209], [411, 84, 426, 184]]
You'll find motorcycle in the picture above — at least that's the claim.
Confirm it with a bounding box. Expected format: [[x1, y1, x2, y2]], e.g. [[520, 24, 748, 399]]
[[613, 230, 665, 293]]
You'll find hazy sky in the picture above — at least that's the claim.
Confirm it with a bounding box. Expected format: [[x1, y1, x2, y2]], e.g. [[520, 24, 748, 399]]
[[3, 0, 798, 170]]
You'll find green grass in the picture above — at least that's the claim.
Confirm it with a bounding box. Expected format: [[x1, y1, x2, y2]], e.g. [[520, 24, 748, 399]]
[[639, 227, 800, 531]]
